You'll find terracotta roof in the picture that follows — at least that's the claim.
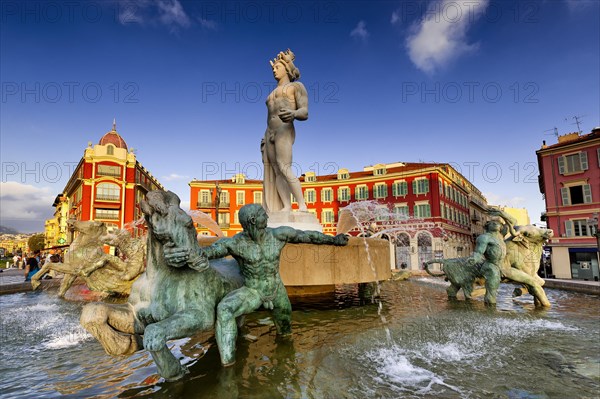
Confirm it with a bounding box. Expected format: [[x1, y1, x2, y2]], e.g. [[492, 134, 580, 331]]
[[538, 129, 600, 151], [99, 130, 128, 150], [300, 162, 444, 182]]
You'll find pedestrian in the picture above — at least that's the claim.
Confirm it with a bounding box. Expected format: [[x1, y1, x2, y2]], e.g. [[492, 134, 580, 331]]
[[24, 251, 41, 282]]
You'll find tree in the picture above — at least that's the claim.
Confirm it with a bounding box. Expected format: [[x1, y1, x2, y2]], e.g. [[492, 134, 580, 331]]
[[28, 233, 46, 253]]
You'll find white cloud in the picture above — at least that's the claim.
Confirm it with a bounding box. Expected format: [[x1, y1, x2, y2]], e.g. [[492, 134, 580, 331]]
[[391, 11, 400, 25], [198, 17, 219, 30], [118, 0, 191, 32], [0, 182, 55, 232], [180, 200, 191, 211], [350, 20, 369, 42], [483, 192, 527, 208], [163, 173, 190, 182], [405, 0, 489, 74]]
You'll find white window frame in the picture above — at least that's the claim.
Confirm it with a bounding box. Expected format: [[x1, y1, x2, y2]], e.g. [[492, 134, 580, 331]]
[[373, 183, 388, 199], [321, 188, 334, 203], [236, 190, 245, 206], [305, 189, 317, 204], [355, 185, 369, 200], [338, 186, 350, 202]]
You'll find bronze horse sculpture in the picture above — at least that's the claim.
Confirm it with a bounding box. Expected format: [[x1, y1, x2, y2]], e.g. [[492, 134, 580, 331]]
[[80, 191, 243, 381]]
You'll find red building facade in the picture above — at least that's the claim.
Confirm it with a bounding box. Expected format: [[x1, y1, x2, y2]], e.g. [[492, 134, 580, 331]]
[[60, 123, 163, 240], [537, 127, 600, 280], [190, 162, 489, 270]]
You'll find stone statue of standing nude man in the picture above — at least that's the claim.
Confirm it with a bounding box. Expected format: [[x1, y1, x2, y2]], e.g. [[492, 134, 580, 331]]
[[261, 49, 308, 213]]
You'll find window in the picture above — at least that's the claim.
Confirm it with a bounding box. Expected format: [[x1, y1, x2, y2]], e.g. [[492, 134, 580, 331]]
[[321, 209, 335, 224], [95, 209, 119, 220], [253, 191, 263, 204], [412, 178, 429, 194], [561, 184, 592, 205], [97, 164, 121, 177], [218, 212, 230, 226], [198, 190, 211, 206], [219, 191, 230, 205], [356, 185, 369, 200], [374, 183, 388, 199], [305, 189, 316, 203], [234, 174, 245, 184], [96, 183, 120, 201], [338, 187, 350, 202], [234, 210, 240, 224], [305, 172, 316, 182], [565, 219, 597, 237], [414, 203, 431, 218], [441, 202, 446, 218], [106, 145, 114, 155], [375, 205, 388, 221], [236, 191, 245, 205], [392, 181, 408, 196], [337, 169, 350, 180], [321, 188, 333, 202], [393, 204, 409, 218], [558, 152, 589, 174]]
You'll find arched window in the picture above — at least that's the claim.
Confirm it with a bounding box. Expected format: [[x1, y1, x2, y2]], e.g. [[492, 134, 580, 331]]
[[107, 145, 114, 155], [96, 182, 121, 201]]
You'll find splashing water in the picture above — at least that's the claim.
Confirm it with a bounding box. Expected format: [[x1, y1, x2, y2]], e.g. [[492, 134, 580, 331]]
[[188, 209, 224, 237], [338, 201, 448, 344]]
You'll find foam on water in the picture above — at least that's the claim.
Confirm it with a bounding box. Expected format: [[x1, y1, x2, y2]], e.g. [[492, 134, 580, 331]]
[[44, 327, 93, 349], [365, 345, 463, 395]]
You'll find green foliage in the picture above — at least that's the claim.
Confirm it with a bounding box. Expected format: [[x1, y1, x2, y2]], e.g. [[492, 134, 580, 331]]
[[28, 233, 46, 252]]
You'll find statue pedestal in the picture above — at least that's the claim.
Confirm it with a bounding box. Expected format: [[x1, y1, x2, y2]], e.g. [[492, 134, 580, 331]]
[[267, 211, 323, 232]]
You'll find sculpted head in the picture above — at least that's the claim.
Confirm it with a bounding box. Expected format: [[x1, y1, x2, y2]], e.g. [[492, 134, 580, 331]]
[[485, 219, 503, 233], [239, 204, 268, 231], [141, 190, 194, 244], [269, 49, 300, 82], [515, 225, 554, 243]]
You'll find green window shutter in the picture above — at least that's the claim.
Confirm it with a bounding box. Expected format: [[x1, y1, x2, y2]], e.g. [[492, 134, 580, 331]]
[[565, 220, 573, 237], [557, 156, 565, 174], [412, 180, 417, 194], [583, 184, 592, 203], [392, 183, 397, 196], [561, 187, 570, 205], [401, 182, 407, 195], [424, 179, 430, 193], [580, 151, 588, 170]]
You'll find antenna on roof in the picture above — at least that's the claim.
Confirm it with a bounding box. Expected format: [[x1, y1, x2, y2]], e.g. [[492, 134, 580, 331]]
[[543, 127, 558, 138], [564, 115, 585, 134]]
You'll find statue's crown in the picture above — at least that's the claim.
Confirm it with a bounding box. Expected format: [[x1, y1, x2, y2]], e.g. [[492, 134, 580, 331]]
[[270, 49, 295, 67]]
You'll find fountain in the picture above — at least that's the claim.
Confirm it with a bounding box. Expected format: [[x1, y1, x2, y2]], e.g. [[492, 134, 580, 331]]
[[2, 49, 598, 397], [2, 280, 599, 397]]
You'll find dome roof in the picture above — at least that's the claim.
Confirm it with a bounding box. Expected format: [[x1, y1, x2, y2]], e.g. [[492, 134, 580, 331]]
[[99, 120, 128, 150]]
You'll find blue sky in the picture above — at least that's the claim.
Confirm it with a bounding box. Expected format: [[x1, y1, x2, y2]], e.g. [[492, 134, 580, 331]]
[[1, 0, 599, 232]]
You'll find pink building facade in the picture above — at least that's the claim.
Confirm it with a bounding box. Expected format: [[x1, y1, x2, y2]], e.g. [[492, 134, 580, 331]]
[[537, 127, 600, 280]]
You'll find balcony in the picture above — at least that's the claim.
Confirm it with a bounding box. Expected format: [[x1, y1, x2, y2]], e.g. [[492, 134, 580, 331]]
[[97, 170, 122, 178], [96, 195, 120, 202], [95, 212, 119, 220], [218, 223, 230, 228], [197, 201, 215, 208]]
